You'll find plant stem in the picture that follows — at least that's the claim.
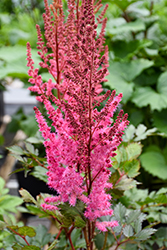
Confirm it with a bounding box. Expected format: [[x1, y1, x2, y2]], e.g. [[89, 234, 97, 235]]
[[67, 224, 75, 236], [31, 155, 48, 169], [101, 231, 108, 250], [8, 228, 30, 246], [55, 23, 61, 100], [65, 228, 75, 250], [114, 238, 131, 250], [110, 228, 119, 244], [55, 227, 63, 240], [83, 226, 90, 250]]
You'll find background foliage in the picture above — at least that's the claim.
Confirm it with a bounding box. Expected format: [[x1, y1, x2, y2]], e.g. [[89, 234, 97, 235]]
[[103, 0, 167, 190]]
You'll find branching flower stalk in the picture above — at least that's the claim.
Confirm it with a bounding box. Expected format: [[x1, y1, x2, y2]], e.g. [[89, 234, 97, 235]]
[[27, 0, 129, 249]]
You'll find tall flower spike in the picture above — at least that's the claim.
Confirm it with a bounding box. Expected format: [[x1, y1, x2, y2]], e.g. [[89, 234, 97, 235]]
[[27, 0, 129, 247]]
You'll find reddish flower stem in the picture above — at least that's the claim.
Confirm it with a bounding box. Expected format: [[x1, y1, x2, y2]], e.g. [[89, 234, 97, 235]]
[[9, 228, 30, 246], [55, 22, 61, 100], [55, 227, 63, 240]]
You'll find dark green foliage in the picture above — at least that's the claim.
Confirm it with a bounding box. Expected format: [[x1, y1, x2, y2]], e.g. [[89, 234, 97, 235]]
[[0, 0, 14, 13], [104, 0, 167, 188]]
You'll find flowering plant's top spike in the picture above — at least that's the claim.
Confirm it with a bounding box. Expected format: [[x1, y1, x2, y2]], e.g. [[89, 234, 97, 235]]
[[27, 0, 129, 234]]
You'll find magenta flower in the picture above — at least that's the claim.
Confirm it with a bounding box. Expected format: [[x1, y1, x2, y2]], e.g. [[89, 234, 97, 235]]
[[27, 0, 129, 246]]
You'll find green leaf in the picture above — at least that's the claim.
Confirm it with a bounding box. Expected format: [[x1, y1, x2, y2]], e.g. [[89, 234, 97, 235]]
[[114, 203, 126, 223], [26, 137, 43, 144], [112, 39, 152, 59], [134, 220, 142, 234], [155, 193, 167, 204], [126, 210, 141, 224], [71, 228, 82, 246], [136, 196, 156, 206], [59, 201, 85, 219], [155, 227, 167, 239], [110, 0, 138, 11], [134, 125, 157, 141], [94, 233, 105, 250], [28, 224, 52, 247], [115, 175, 137, 191], [12, 243, 23, 250], [109, 188, 124, 199], [157, 71, 167, 94], [112, 149, 123, 167], [0, 46, 40, 79], [119, 146, 128, 162], [10, 168, 26, 176], [25, 142, 35, 154], [123, 225, 134, 237], [0, 45, 26, 62], [47, 239, 59, 250], [22, 246, 40, 250], [105, 59, 153, 103], [108, 19, 145, 35], [123, 188, 148, 206], [0, 57, 28, 79], [140, 151, 167, 180], [56, 235, 67, 247], [19, 189, 37, 204], [134, 71, 167, 111], [144, 48, 159, 56], [7, 145, 25, 155], [0, 195, 23, 212], [132, 86, 167, 111], [126, 143, 142, 160], [31, 166, 48, 183], [18, 226, 36, 237], [156, 187, 167, 195], [122, 125, 136, 142], [153, 110, 167, 136], [123, 159, 140, 178], [135, 69, 160, 87], [0, 177, 5, 191], [0, 46, 38, 64], [75, 238, 86, 248], [160, 213, 167, 223], [0, 134, 4, 145], [113, 224, 122, 234], [10, 154, 24, 162], [110, 59, 153, 82], [74, 216, 86, 228], [26, 204, 46, 216], [135, 228, 156, 241], [3, 215, 14, 226], [8, 226, 19, 231], [20, 116, 39, 137], [0, 220, 6, 230], [62, 216, 73, 227], [40, 72, 55, 82], [135, 124, 147, 139], [109, 171, 120, 186], [105, 73, 134, 103]]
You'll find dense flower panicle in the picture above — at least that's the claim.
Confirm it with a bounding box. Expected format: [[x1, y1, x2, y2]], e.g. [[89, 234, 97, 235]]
[[27, 0, 129, 233]]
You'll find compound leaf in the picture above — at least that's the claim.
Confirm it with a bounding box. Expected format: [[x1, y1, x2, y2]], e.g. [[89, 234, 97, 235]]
[[18, 226, 36, 237], [135, 228, 156, 241], [114, 203, 126, 223], [123, 225, 134, 237]]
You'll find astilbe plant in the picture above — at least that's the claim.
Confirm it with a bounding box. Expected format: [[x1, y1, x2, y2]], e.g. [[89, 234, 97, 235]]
[[26, 0, 129, 248]]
